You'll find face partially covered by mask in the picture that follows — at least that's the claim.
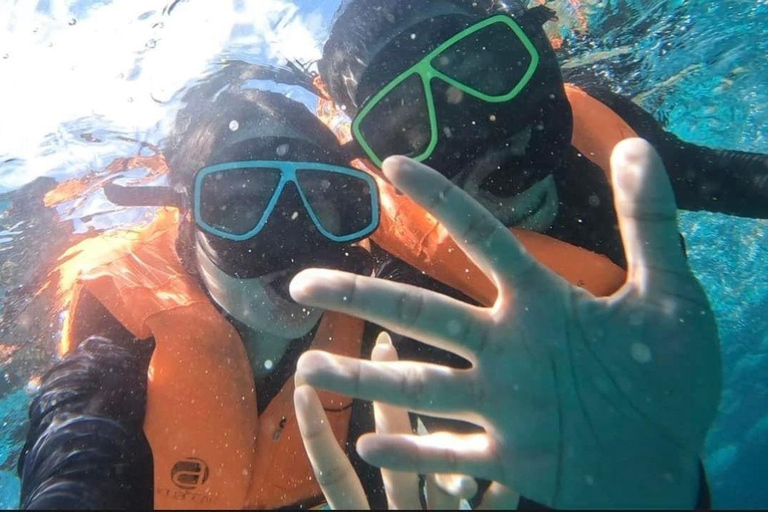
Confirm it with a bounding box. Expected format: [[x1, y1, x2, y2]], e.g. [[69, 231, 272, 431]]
[[195, 238, 325, 340], [170, 91, 377, 337], [321, 0, 572, 232]]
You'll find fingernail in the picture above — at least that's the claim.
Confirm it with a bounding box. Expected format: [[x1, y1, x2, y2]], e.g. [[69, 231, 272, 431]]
[[289, 278, 310, 303], [614, 138, 655, 169], [376, 331, 393, 346], [289, 269, 329, 302], [381, 155, 410, 183]]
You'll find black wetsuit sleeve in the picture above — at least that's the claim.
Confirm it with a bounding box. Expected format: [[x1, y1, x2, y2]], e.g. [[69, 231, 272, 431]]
[[575, 82, 768, 218], [17, 306, 154, 510]]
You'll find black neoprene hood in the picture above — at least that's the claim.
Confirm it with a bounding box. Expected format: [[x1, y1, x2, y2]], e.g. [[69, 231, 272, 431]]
[[167, 88, 363, 280]]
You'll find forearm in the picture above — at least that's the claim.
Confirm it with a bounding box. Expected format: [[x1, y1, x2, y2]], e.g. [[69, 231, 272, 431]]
[[568, 77, 768, 218], [668, 143, 768, 217], [18, 335, 154, 510], [513, 460, 710, 510]]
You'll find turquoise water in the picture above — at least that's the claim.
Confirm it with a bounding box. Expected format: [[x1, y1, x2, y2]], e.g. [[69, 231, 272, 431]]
[[1, 0, 767, 508]]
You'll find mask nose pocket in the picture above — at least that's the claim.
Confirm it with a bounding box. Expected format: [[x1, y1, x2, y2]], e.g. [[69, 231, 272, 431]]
[[270, 181, 308, 223], [257, 182, 321, 256]]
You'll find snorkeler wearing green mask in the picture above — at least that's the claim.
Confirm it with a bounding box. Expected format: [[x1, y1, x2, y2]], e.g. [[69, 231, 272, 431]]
[[319, 0, 768, 266]]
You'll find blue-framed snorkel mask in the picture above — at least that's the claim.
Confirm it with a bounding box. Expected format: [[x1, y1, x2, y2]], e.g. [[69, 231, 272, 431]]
[[193, 160, 379, 244], [105, 125, 380, 280]]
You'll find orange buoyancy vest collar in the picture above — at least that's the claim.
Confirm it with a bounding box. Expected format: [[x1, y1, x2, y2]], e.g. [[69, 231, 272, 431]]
[[63, 209, 364, 510], [361, 84, 635, 305]]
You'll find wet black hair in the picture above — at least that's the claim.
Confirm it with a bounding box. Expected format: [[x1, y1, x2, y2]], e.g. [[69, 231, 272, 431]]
[[320, 0, 528, 114]]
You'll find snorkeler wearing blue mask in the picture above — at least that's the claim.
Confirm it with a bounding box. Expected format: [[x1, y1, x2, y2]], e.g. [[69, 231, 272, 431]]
[[16, 85, 390, 510]]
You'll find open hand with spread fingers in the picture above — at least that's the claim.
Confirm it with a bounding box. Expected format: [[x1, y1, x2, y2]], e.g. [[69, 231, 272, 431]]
[[295, 331, 478, 510], [291, 139, 722, 509]]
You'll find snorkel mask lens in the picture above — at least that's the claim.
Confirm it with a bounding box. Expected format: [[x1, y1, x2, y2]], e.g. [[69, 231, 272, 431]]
[[353, 14, 540, 167], [194, 161, 380, 243]]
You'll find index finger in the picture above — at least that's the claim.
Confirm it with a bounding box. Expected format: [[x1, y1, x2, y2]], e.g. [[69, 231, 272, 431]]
[[382, 156, 551, 294], [372, 333, 422, 510], [294, 385, 369, 510]]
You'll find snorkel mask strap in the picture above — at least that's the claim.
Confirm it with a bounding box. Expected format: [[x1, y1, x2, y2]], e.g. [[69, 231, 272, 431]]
[[493, 0, 557, 26], [341, 139, 367, 164], [520, 5, 558, 26], [104, 111, 342, 211], [104, 182, 187, 210]]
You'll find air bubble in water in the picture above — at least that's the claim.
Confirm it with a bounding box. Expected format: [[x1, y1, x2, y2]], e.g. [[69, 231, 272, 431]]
[[446, 87, 464, 104], [25, 377, 41, 396], [276, 143, 289, 157], [229, 120, 240, 131], [631, 342, 652, 364], [146, 39, 157, 49], [68, 18, 77, 26], [264, 360, 273, 370]]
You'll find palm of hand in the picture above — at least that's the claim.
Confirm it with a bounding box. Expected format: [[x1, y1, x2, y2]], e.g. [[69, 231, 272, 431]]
[[292, 139, 721, 509], [472, 262, 719, 508]]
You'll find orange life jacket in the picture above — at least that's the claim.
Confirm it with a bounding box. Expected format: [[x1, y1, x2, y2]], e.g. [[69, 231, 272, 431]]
[[57, 85, 634, 509], [64, 210, 363, 510]]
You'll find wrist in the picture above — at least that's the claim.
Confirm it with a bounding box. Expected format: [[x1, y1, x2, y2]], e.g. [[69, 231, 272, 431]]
[[553, 450, 701, 509]]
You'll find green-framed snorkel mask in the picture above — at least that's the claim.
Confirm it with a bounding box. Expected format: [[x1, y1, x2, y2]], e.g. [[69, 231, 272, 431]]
[[352, 13, 541, 167], [322, 2, 570, 192]]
